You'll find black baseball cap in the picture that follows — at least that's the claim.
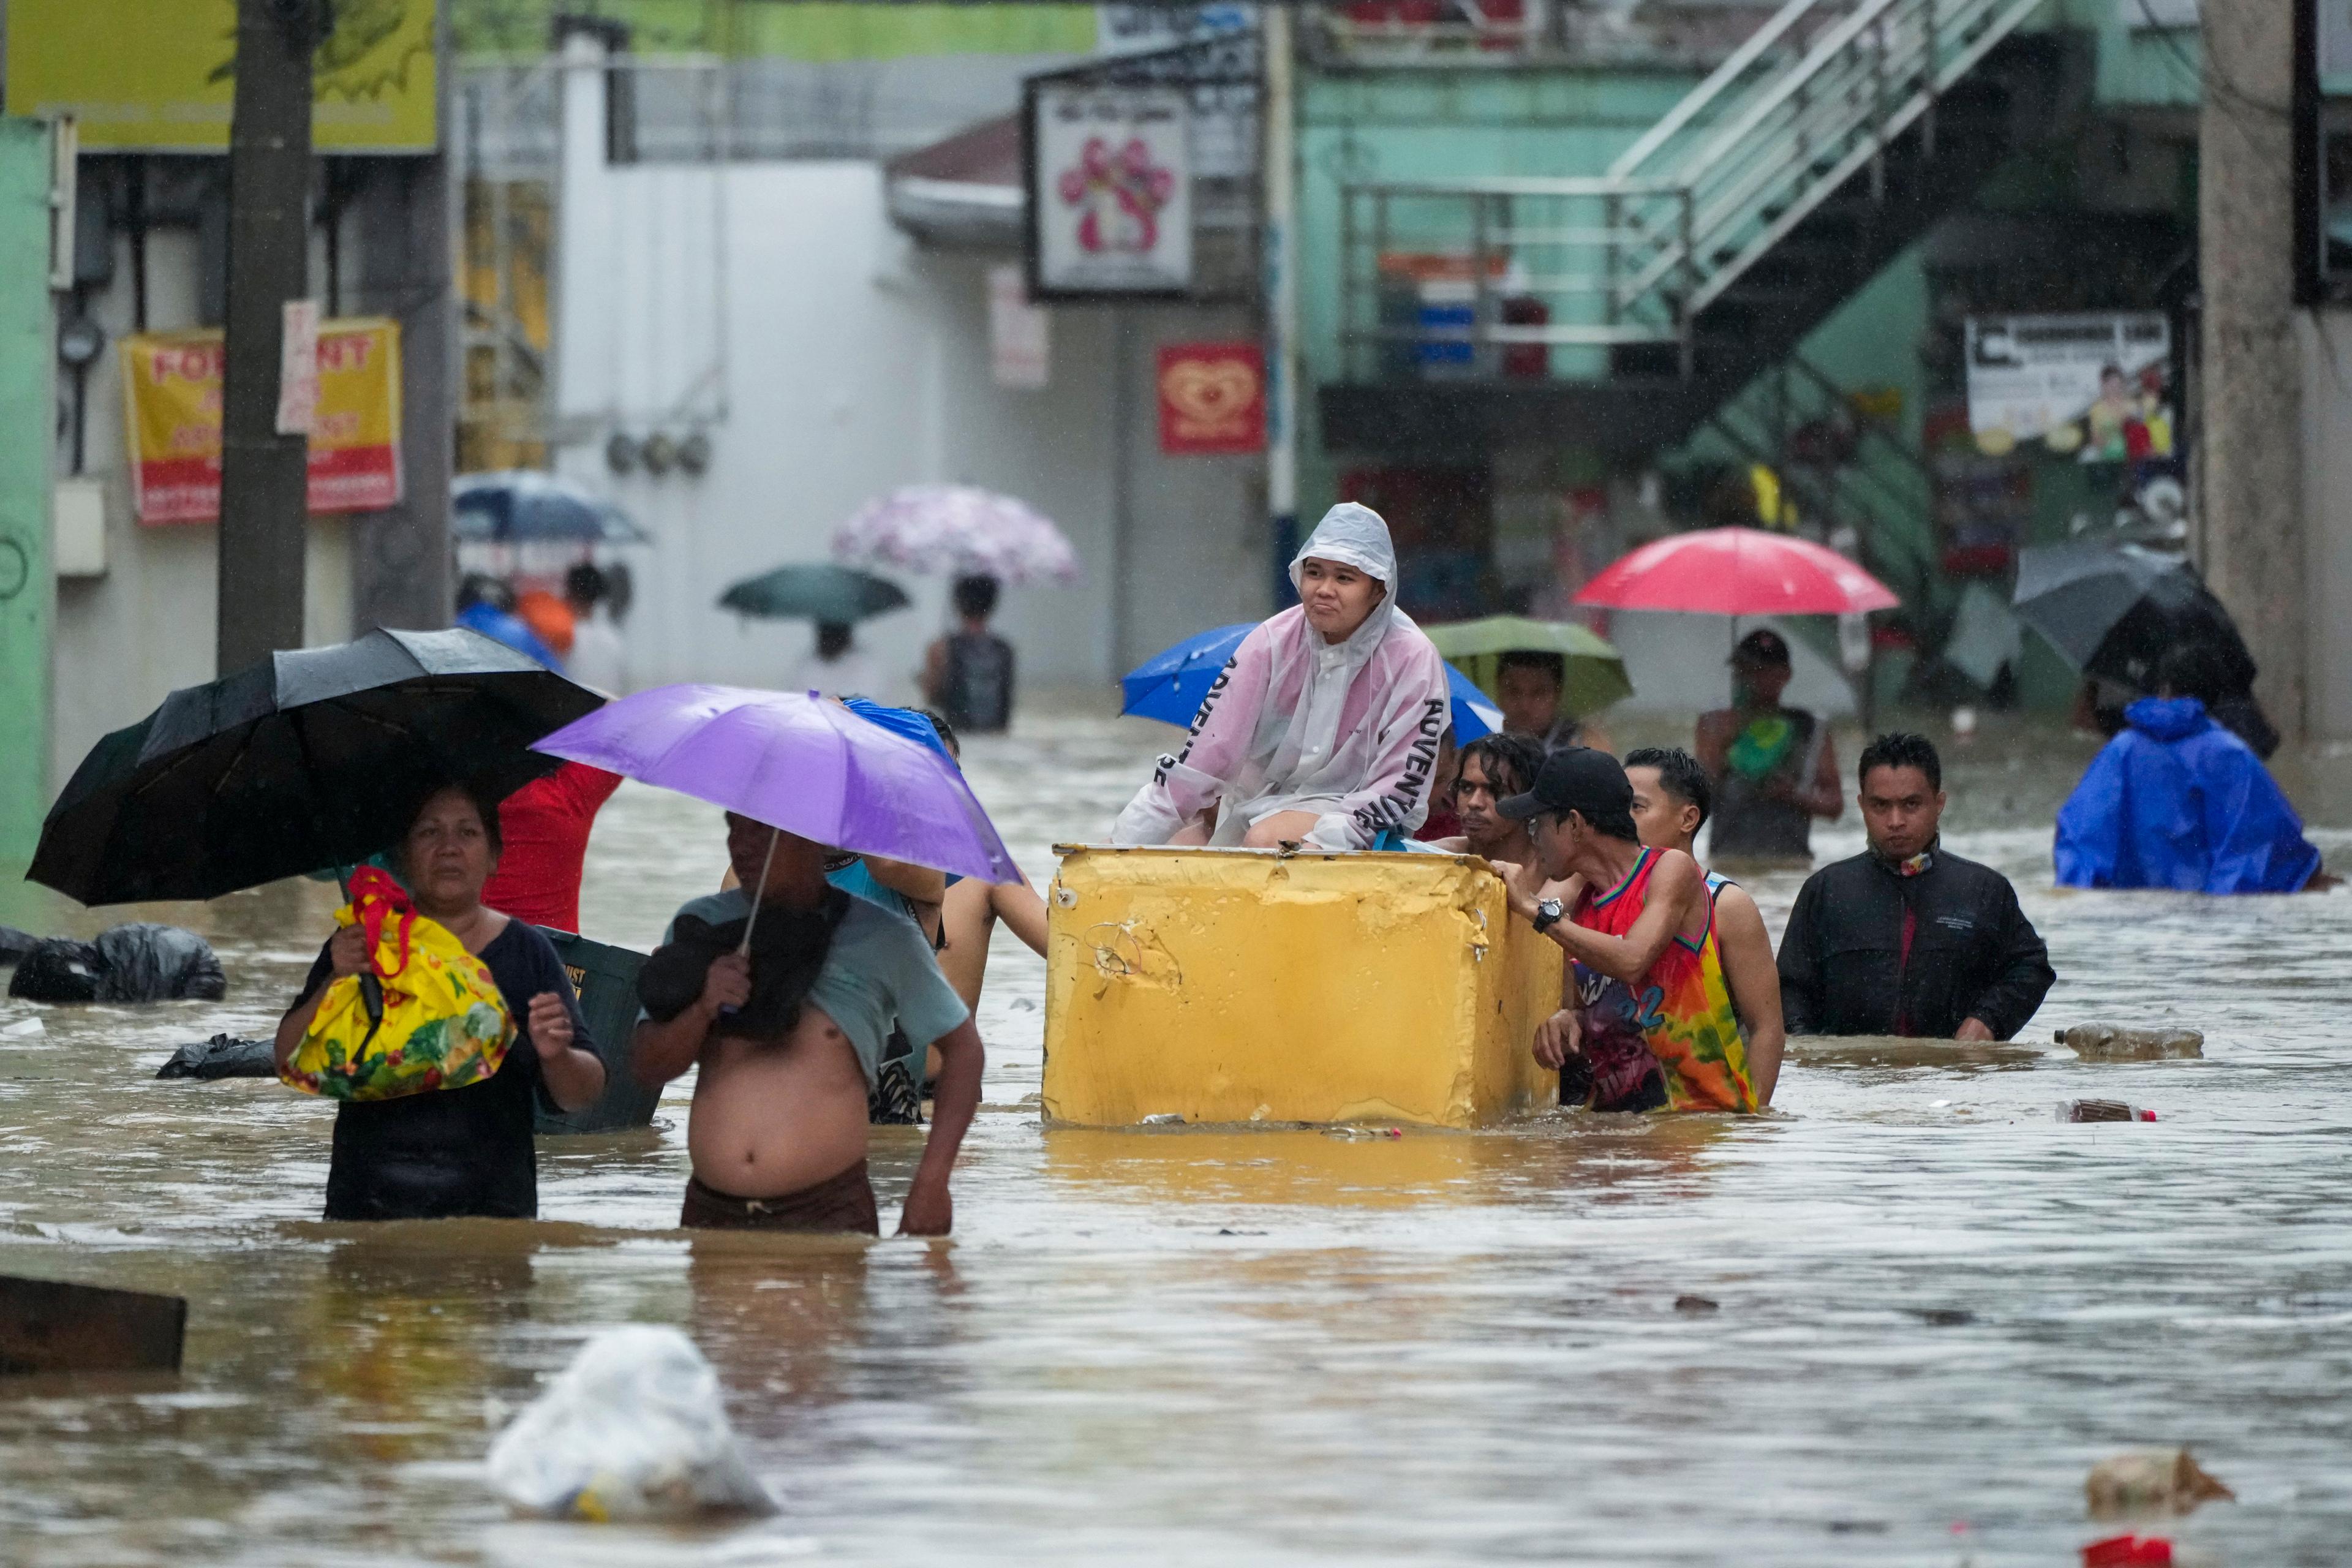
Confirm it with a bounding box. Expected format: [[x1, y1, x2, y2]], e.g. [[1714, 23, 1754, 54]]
[[1730, 628, 1792, 668], [1497, 746, 1634, 822]]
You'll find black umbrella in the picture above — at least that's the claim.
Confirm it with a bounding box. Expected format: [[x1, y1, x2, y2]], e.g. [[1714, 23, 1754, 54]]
[[717, 563, 910, 623], [2011, 540, 2256, 693], [30, 628, 603, 906]]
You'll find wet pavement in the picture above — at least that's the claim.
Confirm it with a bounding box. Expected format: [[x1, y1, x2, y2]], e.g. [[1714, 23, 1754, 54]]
[[2, 708, 2350, 1565]]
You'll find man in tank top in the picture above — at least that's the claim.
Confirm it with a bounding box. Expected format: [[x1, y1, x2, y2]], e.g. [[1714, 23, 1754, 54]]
[[1695, 628, 1842, 866], [1494, 747, 1758, 1114]]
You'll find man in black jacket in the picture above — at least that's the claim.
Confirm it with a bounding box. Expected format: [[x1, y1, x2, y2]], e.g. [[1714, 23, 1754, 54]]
[[1777, 733, 2054, 1040]]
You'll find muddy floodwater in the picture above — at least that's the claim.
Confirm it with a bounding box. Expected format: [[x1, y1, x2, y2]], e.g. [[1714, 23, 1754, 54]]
[[4, 709, 2351, 1566]]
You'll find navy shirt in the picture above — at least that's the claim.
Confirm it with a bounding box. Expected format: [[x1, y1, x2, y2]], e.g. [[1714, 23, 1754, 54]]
[[291, 918, 589, 1221]]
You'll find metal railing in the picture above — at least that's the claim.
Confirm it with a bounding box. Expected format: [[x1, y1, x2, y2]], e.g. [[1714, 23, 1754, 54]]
[[1336, 0, 2051, 381], [1696, 352, 1942, 605]]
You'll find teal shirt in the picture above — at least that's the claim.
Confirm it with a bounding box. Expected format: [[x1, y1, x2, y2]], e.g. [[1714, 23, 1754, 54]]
[[657, 888, 969, 1088]]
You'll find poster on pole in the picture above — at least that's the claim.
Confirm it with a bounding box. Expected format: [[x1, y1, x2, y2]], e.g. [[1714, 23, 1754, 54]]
[[988, 265, 1051, 389], [1028, 83, 1192, 299], [1963, 312, 2173, 458], [120, 318, 404, 526]]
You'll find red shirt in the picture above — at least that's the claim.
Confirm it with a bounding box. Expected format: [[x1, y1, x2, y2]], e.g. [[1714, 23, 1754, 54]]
[[481, 763, 622, 932]]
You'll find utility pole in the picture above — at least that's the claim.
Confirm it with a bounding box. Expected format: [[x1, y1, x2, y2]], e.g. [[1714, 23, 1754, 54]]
[[1261, 6, 1300, 605], [2199, 2, 2303, 742], [217, 0, 327, 675]]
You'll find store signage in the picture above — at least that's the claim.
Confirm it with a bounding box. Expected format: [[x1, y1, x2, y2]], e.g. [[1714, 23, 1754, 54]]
[[1030, 83, 1192, 298], [1157, 341, 1263, 455], [1964, 312, 2171, 454], [7, 0, 437, 153], [121, 318, 404, 526]]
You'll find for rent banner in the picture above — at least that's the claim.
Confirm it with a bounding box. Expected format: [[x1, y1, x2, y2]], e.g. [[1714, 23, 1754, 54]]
[[121, 318, 403, 526]]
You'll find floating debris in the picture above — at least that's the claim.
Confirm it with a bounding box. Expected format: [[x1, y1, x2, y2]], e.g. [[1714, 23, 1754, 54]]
[[2058, 1025, 2203, 1061], [2060, 1100, 2157, 1123], [486, 1325, 774, 1522], [2084, 1447, 2234, 1520]]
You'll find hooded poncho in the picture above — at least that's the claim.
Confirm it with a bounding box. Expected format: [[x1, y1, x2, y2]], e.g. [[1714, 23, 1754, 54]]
[[2054, 695, 2321, 894], [1112, 503, 1453, 851]]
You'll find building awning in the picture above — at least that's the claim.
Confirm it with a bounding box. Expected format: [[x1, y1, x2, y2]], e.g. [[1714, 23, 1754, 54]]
[[884, 115, 1023, 252]]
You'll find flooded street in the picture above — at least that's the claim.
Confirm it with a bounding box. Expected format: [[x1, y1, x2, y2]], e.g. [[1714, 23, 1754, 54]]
[[4, 709, 2351, 1566]]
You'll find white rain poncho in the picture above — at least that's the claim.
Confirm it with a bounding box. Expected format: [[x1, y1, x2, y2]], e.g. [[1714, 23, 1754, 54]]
[[1113, 503, 1453, 851]]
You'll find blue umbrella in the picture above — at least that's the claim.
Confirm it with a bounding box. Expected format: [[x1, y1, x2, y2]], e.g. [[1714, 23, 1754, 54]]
[[1121, 624, 1501, 741], [452, 470, 649, 545]]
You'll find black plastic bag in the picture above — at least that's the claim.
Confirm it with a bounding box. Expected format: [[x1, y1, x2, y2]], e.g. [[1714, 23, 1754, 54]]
[[155, 1034, 277, 1080], [8, 940, 104, 1001], [636, 891, 848, 1040], [94, 924, 226, 1002], [6, 924, 225, 1003], [0, 925, 37, 965]]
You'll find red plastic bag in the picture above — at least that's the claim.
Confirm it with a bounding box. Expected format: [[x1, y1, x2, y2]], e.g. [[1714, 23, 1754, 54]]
[[2083, 1534, 2173, 1567]]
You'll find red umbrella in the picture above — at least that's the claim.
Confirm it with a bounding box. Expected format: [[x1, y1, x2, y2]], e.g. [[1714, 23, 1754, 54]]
[[1572, 527, 1899, 616]]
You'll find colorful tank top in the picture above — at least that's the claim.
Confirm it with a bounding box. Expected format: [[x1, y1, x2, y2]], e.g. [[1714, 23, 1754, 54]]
[[1569, 848, 1757, 1113]]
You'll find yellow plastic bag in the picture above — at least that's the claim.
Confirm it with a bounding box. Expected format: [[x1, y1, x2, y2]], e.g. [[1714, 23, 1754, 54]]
[[281, 867, 514, 1101]]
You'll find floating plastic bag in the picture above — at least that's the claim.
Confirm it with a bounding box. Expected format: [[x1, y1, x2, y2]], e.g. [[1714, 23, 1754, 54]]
[[94, 923, 225, 1002], [486, 1325, 774, 1521], [6, 924, 225, 1004], [156, 1034, 276, 1080], [281, 867, 511, 1101]]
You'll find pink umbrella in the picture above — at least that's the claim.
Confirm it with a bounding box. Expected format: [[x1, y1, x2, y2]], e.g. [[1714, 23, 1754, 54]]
[[830, 484, 1079, 585], [1572, 527, 1899, 617]]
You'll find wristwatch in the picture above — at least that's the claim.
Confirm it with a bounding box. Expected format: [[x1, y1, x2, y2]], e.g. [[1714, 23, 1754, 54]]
[[1531, 897, 1564, 935]]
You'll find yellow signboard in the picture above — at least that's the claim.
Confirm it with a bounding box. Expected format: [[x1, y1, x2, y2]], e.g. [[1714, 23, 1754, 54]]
[[121, 318, 404, 525], [7, 0, 437, 153]]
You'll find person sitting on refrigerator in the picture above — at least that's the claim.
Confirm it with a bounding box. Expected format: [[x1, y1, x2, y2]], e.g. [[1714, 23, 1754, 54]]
[[1111, 502, 1453, 851]]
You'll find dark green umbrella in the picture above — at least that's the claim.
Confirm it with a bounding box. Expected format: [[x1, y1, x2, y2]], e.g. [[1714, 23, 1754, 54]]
[[718, 564, 910, 623], [29, 628, 603, 906]]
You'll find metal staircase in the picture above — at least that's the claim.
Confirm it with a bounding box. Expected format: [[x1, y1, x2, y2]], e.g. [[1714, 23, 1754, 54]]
[[1324, 0, 2078, 458]]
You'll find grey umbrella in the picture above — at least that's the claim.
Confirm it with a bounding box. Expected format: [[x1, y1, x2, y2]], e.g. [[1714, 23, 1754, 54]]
[[2011, 539, 2256, 692]]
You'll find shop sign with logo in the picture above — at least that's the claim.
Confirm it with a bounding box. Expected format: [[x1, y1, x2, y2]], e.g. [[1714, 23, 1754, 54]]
[[120, 318, 404, 525], [1030, 83, 1192, 298], [1157, 342, 1263, 455]]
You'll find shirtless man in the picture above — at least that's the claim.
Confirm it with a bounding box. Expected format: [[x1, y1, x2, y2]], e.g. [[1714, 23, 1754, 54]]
[[635, 813, 983, 1235], [1622, 747, 1785, 1106]]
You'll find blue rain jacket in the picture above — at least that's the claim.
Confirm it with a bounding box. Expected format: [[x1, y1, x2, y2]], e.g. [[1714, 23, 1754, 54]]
[[2054, 696, 2321, 894]]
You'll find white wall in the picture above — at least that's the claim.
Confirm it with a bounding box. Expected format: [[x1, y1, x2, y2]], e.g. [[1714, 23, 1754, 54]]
[[2301, 310, 2352, 741], [552, 72, 1267, 704]]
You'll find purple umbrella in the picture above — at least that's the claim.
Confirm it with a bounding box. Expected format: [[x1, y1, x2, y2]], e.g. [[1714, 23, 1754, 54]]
[[532, 685, 1018, 884]]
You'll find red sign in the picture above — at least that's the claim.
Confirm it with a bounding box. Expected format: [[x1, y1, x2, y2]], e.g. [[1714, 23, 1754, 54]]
[[1156, 342, 1264, 456]]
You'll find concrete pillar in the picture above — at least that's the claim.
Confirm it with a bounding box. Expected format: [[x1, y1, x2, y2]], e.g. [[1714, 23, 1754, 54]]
[[216, 0, 320, 673], [2199, 1, 2304, 741], [350, 153, 454, 632], [350, 17, 453, 633]]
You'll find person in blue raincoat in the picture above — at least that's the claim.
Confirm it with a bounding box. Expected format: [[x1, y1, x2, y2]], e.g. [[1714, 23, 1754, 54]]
[[2054, 649, 2325, 894]]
